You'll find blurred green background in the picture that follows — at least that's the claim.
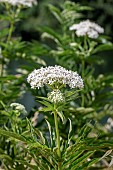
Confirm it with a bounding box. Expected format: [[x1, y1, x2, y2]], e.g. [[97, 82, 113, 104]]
[[1, 0, 113, 111], [15, 0, 113, 74]]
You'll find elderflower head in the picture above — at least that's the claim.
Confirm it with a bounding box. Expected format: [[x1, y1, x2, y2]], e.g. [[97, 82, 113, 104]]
[[105, 117, 113, 132], [10, 103, 27, 115], [27, 65, 84, 89], [69, 20, 104, 39], [48, 90, 65, 104], [0, 0, 37, 7]]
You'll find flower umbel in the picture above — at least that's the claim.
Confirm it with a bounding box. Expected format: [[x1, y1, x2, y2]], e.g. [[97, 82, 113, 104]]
[[0, 0, 37, 7], [69, 20, 104, 39], [27, 65, 84, 89], [10, 103, 27, 114], [48, 90, 65, 104]]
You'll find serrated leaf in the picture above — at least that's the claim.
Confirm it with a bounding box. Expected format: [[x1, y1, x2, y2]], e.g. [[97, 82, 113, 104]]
[[40, 107, 53, 112], [45, 119, 52, 147], [0, 154, 12, 161], [65, 90, 80, 98], [0, 75, 16, 81], [0, 100, 6, 109], [64, 143, 84, 158], [57, 110, 65, 123], [78, 158, 100, 169], [28, 142, 49, 150], [36, 96, 50, 101], [38, 100, 53, 110], [31, 56, 46, 66], [78, 124, 92, 139], [70, 151, 95, 170], [0, 128, 26, 142], [62, 150, 84, 169], [40, 27, 61, 45], [93, 43, 113, 53], [0, 28, 9, 38], [33, 148, 56, 169], [34, 129, 45, 145], [68, 118, 72, 145], [15, 159, 39, 169], [48, 4, 62, 23], [79, 6, 93, 11]]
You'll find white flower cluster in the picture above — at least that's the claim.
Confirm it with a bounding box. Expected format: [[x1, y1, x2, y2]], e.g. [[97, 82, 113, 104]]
[[0, 0, 37, 7], [27, 65, 84, 89], [69, 20, 104, 39], [105, 117, 113, 132], [10, 103, 27, 114], [48, 90, 65, 104]]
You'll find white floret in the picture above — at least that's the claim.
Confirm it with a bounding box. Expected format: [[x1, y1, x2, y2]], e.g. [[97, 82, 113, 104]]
[[10, 103, 27, 114], [0, 0, 37, 7], [47, 90, 65, 104], [69, 20, 104, 39]]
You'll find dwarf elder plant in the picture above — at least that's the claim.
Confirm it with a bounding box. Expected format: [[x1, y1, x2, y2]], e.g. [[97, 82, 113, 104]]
[[27, 65, 84, 162], [40, 1, 113, 137], [0, 65, 113, 169], [1, 65, 113, 169]]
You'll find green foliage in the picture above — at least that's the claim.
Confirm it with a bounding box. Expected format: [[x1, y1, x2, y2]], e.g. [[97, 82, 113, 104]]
[[39, 0, 113, 132], [0, 121, 112, 170]]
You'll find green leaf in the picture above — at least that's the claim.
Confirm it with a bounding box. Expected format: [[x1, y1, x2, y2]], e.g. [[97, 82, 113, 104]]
[[65, 90, 80, 102], [78, 158, 100, 169], [65, 90, 81, 98], [0, 128, 26, 142], [79, 6, 93, 11], [70, 151, 95, 170], [78, 124, 92, 139], [36, 96, 50, 101], [0, 75, 16, 81], [45, 119, 53, 147], [62, 150, 84, 169], [30, 56, 47, 66], [38, 100, 54, 111], [40, 107, 53, 112], [64, 143, 84, 159], [34, 129, 46, 145], [0, 100, 6, 109], [40, 27, 61, 45], [57, 110, 65, 123], [76, 107, 94, 114], [0, 154, 12, 161], [48, 4, 62, 23], [93, 43, 113, 53], [67, 119, 72, 145], [28, 142, 49, 150], [32, 148, 56, 169], [15, 160, 38, 169]]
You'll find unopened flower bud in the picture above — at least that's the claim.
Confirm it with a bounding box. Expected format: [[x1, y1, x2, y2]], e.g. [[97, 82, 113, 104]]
[[47, 90, 65, 104]]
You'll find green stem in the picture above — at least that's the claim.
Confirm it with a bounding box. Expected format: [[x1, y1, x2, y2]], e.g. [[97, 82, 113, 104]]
[[0, 57, 4, 91], [7, 20, 14, 42], [54, 111, 61, 158], [81, 59, 85, 107], [53, 106, 61, 170], [84, 35, 88, 51], [81, 36, 88, 107], [1, 19, 14, 91]]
